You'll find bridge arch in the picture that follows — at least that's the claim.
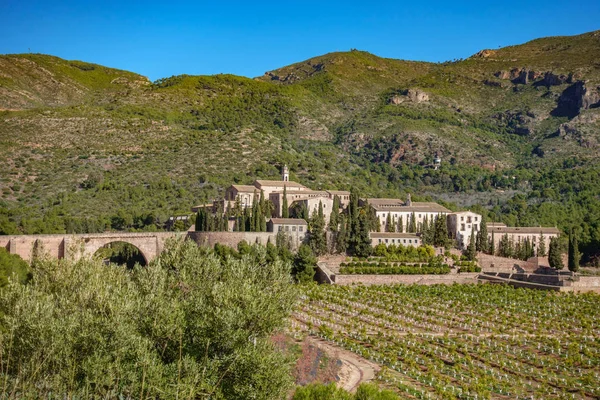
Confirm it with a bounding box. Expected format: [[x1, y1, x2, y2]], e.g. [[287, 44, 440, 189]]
[[1, 232, 180, 264], [81, 236, 157, 265], [93, 241, 148, 268]]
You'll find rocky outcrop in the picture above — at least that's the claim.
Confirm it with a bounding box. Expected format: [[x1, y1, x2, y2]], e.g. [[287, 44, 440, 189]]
[[492, 110, 537, 135], [472, 49, 497, 58], [407, 89, 429, 103], [389, 89, 430, 105], [541, 72, 569, 86], [556, 112, 599, 148], [552, 81, 600, 118]]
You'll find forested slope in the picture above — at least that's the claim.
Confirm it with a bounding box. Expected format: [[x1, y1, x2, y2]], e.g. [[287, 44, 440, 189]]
[[1, 30, 599, 261]]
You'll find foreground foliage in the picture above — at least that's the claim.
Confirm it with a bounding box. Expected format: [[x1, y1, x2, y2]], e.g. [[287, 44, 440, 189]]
[[0, 239, 297, 399], [293, 382, 400, 399], [293, 284, 600, 399]]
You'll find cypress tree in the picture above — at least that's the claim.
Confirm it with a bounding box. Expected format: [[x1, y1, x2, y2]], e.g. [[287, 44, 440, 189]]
[[354, 210, 373, 258], [549, 236, 564, 270], [433, 214, 449, 248], [347, 188, 360, 254], [385, 213, 393, 232], [465, 230, 477, 261], [538, 232, 547, 256], [309, 204, 327, 256], [490, 229, 496, 256], [397, 215, 403, 233], [329, 195, 340, 231], [568, 228, 580, 272], [336, 214, 348, 254], [478, 214, 488, 253], [282, 186, 289, 218], [408, 212, 416, 233]]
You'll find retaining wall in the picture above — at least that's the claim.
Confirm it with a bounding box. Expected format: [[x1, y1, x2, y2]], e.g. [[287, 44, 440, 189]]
[[187, 231, 304, 251], [332, 273, 480, 286]]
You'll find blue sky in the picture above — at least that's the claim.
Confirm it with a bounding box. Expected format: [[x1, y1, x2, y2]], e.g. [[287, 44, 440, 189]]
[[1, 1, 599, 81]]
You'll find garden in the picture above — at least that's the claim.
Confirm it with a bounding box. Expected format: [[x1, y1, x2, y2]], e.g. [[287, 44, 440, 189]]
[[338, 245, 481, 275]]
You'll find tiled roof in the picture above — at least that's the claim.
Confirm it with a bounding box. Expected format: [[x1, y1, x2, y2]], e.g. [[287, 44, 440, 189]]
[[370, 233, 421, 238], [370, 201, 451, 213], [254, 180, 306, 188], [269, 218, 308, 225], [489, 226, 560, 235], [229, 184, 258, 192]]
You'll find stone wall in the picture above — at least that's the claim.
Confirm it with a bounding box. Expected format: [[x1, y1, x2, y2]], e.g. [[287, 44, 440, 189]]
[[0, 232, 180, 263], [187, 231, 303, 251], [332, 273, 480, 286], [477, 253, 538, 272]]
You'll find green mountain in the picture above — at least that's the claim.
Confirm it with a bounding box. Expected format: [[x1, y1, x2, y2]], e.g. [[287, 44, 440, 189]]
[[1, 30, 599, 261]]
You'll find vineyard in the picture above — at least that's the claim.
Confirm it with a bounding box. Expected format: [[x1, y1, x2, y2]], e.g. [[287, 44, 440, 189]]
[[292, 284, 600, 399]]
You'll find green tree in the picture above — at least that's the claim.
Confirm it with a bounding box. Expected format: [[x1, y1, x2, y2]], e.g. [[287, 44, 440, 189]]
[[335, 214, 348, 254], [353, 210, 373, 258], [0, 248, 31, 287], [293, 244, 317, 283], [385, 213, 393, 232], [549, 236, 564, 270], [282, 186, 289, 218], [408, 212, 417, 233], [538, 232, 547, 256], [397, 215, 403, 233], [465, 230, 477, 261], [568, 228, 580, 272], [476, 214, 488, 253], [432, 214, 449, 248], [329, 195, 340, 231], [309, 202, 327, 256]]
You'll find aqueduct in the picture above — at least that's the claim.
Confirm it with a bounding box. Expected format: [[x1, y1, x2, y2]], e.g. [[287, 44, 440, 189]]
[[0, 232, 183, 264]]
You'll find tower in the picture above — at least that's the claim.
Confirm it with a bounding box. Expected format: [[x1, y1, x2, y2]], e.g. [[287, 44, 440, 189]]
[[406, 193, 412, 206], [282, 164, 289, 182]]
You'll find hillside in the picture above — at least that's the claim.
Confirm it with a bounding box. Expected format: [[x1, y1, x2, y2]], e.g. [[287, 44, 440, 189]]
[[0, 30, 599, 261]]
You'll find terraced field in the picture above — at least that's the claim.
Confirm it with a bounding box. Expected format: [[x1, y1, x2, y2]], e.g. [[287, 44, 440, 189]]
[[292, 284, 600, 399]]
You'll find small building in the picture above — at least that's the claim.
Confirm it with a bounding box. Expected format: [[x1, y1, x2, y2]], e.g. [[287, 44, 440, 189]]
[[267, 218, 308, 239], [253, 179, 307, 199], [326, 190, 351, 207], [447, 211, 483, 249], [370, 233, 422, 247], [487, 225, 560, 256], [224, 185, 258, 208], [366, 197, 451, 234]]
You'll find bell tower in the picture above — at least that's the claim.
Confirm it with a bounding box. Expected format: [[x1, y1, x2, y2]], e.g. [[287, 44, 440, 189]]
[[282, 164, 289, 182]]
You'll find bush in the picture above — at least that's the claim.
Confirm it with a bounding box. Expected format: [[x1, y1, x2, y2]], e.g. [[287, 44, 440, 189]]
[[0, 248, 31, 287], [0, 239, 297, 398]]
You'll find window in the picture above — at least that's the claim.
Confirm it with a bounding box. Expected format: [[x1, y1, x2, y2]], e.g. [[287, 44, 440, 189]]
[[475, 217, 478, 221], [461, 216, 464, 222], [409, 240, 412, 244], [474, 224, 478, 231], [379, 239, 382, 244], [419, 214, 422, 218], [278, 226, 282, 232], [292, 226, 296, 232], [285, 226, 289, 232], [385, 239, 389, 243], [299, 226, 303, 232], [461, 224, 465, 231], [403, 239, 406, 244], [467, 217, 472, 223]]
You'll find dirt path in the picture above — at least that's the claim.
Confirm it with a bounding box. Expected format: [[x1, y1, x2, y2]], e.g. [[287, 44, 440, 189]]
[[305, 336, 380, 393]]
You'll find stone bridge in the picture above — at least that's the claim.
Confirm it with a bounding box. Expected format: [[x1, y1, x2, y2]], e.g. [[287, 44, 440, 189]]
[[0, 232, 183, 264]]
